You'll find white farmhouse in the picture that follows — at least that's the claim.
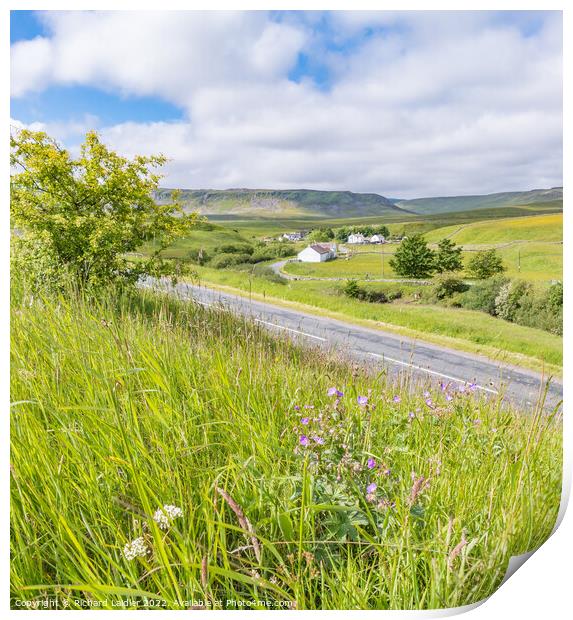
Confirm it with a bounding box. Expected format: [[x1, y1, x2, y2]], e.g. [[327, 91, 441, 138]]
[[347, 233, 366, 244], [370, 234, 386, 244], [297, 244, 336, 263]]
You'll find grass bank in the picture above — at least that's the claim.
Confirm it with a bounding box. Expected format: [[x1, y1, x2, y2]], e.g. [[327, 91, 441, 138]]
[[10, 276, 562, 609]]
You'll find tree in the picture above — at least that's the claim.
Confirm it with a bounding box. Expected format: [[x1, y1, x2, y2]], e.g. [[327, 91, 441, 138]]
[[434, 237, 463, 273], [374, 225, 390, 237], [10, 128, 197, 288], [308, 227, 334, 242], [389, 234, 435, 278], [467, 249, 505, 279]]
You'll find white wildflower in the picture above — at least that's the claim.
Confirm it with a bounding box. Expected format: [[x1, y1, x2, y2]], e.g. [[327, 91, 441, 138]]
[[123, 536, 149, 561], [153, 504, 183, 530]]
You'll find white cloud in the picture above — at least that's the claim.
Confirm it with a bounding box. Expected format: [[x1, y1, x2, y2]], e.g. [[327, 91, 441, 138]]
[[11, 10, 562, 197]]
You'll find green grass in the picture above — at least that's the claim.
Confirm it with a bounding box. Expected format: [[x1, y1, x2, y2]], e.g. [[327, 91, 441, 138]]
[[209, 201, 562, 239], [193, 267, 562, 373], [10, 276, 562, 609], [283, 242, 562, 283], [423, 214, 563, 245]]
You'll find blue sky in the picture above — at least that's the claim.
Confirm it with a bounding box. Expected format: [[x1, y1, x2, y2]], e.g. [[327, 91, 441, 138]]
[[10, 10, 562, 197]]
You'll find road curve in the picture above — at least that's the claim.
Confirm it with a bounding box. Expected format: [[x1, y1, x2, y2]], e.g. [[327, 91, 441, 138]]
[[142, 278, 562, 413]]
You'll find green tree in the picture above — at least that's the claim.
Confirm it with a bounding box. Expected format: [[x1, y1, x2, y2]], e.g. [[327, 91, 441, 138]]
[[467, 249, 506, 279], [374, 225, 390, 237], [434, 238, 463, 273], [389, 234, 435, 279], [10, 128, 197, 288]]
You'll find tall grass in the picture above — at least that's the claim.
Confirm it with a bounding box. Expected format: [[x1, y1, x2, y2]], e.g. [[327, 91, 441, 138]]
[[10, 276, 562, 610]]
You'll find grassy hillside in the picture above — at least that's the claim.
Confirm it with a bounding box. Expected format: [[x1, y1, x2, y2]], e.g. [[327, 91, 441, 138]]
[[396, 189, 562, 215], [154, 188, 411, 219], [10, 276, 562, 610], [423, 213, 562, 245]]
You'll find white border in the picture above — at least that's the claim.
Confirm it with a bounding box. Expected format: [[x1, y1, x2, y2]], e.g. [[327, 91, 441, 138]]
[[3, 1, 569, 618]]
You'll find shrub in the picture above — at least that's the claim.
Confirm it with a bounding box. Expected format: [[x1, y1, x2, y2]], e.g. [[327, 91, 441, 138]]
[[209, 253, 253, 269], [494, 280, 531, 322], [459, 276, 508, 315], [342, 279, 388, 303], [433, 274, 469, 300], [186, 248, 210, 265], [215, 243, 254, 255]]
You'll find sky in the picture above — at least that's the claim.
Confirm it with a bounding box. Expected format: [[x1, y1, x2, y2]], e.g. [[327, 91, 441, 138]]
[[10, 10, 563, 199]]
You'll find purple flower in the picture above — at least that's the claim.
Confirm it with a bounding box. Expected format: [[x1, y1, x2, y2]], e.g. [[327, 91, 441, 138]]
[[439, 382, 447, 392], [423, 390, 430, 398], [425, 398, 433, 407], [294, 405, 300, 411], [299, 435, 309, 446], [458, 385, 466, 393], [304, 404, 314, 409], [328, 387, 344, 398], [468, 382, 477, 392], [357, 396, 368, 406], [301, 417, 309, 425], [367, 458, 376, 469], [312, 435, 325, 445], [408, 411, 416, 420], [393, 395, 401, 403], [445, 393, 453, 402], [366, 482, 377, 494]]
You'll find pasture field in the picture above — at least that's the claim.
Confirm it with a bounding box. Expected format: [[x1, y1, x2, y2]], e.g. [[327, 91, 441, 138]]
[[141, 224, 252, 259], [210, 201, 562, 239], [422, 213, 563, 245], [284, 242, 562, 282], [10, 274, 562, 610], [192, 266, 562, 372]]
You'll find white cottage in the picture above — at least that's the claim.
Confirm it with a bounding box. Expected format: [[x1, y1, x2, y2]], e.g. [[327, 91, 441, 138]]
[[369, 234, 386, 244], [298, 244, 336, 263], [347, 233, 366, 244]]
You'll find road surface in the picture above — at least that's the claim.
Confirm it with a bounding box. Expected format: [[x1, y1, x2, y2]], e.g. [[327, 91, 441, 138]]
[[142, 278, 563, 412]]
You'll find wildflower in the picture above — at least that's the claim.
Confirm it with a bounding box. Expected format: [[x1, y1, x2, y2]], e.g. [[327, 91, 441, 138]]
[[357, 396, 368, 406], [468, 382, 477, 392], [304, 405, 314, 409], [294, 405, 300, 411], [153, 504, 183, 530], [408, 411, 416, 421], [425, 398, 433, 407], [327, 387, 344, 397], [458, 385, 466, 393], [123, 536, 149, 561], [445, 393, 453, 402], [367, 458, 376, 469], [423, 390, 430, 398], [366, 482, 377, 494], [301, 417, 309, 425], [312, 435, 325, 445], [299, 435, 309, 446], [393, 395, 401, 403], [439, 382, 447, 392]]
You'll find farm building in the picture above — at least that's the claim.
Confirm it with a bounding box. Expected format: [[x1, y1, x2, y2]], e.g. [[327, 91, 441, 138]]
[[370, 234, 386, 244], [281, 231, 305, 241], [347, 233, 366, 244], [297, 244, 336, 263]]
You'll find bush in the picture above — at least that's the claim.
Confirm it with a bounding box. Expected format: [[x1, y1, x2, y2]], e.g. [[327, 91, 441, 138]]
[[458, 276, 508, 315], [186, 248, 210, 265], [494, 280, 531, 322], [209, 253, 253, 269], [342, 279, 388, 303], [214, 243, 254, 255], [433, 274, 469, 300]]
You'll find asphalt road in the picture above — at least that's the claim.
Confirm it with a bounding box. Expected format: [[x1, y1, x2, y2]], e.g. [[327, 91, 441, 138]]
[[142, 278, 563, 413]]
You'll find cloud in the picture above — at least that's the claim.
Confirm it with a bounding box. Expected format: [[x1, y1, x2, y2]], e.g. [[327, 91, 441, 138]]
[[11, 10, 562, 197]]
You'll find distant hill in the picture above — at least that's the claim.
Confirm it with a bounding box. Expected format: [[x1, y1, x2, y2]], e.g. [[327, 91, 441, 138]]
[[395, 187, 563, 215], [153, 188, 413, 218]]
